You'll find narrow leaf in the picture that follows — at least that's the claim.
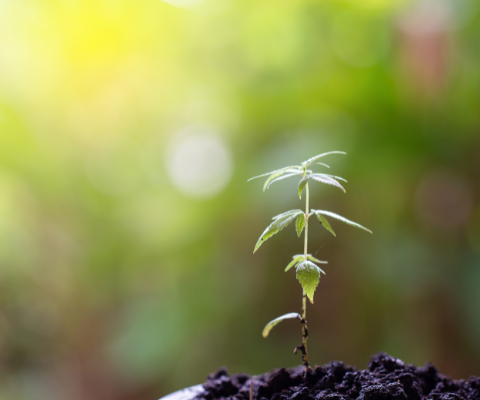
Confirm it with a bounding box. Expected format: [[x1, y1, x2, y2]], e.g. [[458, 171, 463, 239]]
[[307, 255, 328, 264], [312, 209, 372, 234], [321, 173, 347, 183], [254, 210, 303, 253], [310, 174, 346, 193], [297, 176, 309, 199], [265, 171, 302, 190], [296, 261, 321, 303], [272, 209, 303, 220], [302, 151, 346, 167], [262, 313, 302, 338], [248, 166, 301, 181], [263, 169, 302, 191], [314, 162, 330, 168], [285, 255, 304, 272], [314, 212, 336, 237], [296, 214, 306, 237]]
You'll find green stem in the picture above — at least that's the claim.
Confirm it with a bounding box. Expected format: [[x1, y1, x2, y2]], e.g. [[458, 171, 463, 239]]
[[301, 182, 310, 370], [304, 184, 309, 261]]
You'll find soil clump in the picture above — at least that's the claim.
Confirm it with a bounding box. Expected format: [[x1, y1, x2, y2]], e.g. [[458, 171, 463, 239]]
[[195, 353, 480, 400]]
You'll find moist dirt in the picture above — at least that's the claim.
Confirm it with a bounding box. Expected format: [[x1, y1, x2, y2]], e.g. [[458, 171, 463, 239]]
[[195, 353, 480, 400]]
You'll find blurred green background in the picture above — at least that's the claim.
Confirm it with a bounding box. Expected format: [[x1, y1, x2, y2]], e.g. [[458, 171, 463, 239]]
[[1, 0, 480, 399]]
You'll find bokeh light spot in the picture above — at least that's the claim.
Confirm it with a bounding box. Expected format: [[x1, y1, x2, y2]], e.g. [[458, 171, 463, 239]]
[[166, 125, 233, 198]]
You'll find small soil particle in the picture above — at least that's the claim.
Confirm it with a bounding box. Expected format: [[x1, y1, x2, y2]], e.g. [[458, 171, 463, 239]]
[[195, 353, 480, 400]]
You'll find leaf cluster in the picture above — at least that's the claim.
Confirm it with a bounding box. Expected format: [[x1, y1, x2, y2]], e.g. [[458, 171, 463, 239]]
[[250, 152, 372, 338], [249, 151, 347, 195]]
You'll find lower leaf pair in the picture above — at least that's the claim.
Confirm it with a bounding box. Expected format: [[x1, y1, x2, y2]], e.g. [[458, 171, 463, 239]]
[[296, 261, 324, 303], [286, 255, 327, 303]]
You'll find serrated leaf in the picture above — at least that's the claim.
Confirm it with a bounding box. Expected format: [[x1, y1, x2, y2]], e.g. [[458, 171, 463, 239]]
[[262, 313, 302, 338], [310, 174, 346, 192], [272, 209, 303, 220], [296, 214, 305, 237], [248, 166, 301, 181], [285, 255, 305, 272], [302, 151, 346, 167], [296, 261, 321, 303], [265, 171, 302, 190], [254, 210, 303, 253], [314, 212, 336, 237], [302, 259, 326, 275], [297, 176, 309, 199], [307, 255, 328, 264], [312, 209, 372, 234]]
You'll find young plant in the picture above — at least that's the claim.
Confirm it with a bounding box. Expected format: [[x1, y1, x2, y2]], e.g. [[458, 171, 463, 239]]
[[249, 152, 371, 370]]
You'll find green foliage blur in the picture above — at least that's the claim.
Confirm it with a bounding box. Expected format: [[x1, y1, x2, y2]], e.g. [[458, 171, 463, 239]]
[[1, 0, 480, 399]]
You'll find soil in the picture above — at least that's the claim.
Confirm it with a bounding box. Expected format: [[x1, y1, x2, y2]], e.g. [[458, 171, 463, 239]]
[[195, 353, 480, 400]]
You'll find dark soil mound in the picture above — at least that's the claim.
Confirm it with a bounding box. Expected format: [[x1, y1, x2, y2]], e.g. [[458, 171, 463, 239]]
[[196, 353, 480, 400]]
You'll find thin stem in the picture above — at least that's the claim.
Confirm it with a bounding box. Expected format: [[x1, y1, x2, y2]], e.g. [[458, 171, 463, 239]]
[[301, 182, 310, 370], [304, 183, 309, 260]]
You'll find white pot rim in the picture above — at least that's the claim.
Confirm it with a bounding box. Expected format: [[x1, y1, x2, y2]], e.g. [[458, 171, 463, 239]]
[[160, 384, 204, 400]]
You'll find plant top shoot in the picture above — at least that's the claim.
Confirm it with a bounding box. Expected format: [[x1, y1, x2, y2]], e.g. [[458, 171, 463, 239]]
[[249, 151, 372, 371]]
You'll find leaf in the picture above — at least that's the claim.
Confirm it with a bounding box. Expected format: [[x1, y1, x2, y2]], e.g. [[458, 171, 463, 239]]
[[314, 162, 330, 168], [312, 209, 372, 234], [265, 171, 302, 191], [285, 255, 305, 272], [321, 173, 347, 183], [272, 209, 303, 220], [297, 176, 309, 199], [296, 261, 321, 303], [302, 151, 346, 167], [248, 166, 301, 181], [262, 313, 302, 338], [307, 255, 328, 264], [296, 214, 306, 237], [314, 212, 336, 237], [254, 210, 303, 253], [310, 174, 346, 192], [263, 169, 302, 191], [302, 258, 326, 275]]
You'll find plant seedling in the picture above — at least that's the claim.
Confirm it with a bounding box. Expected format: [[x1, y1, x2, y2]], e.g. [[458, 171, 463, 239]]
[[249, 152, 372, 371]]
